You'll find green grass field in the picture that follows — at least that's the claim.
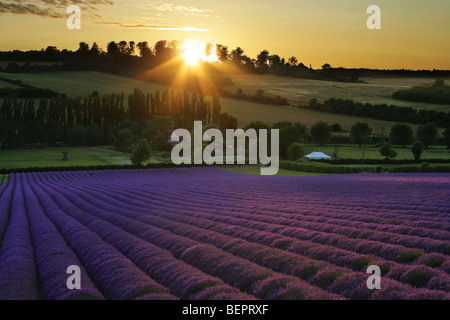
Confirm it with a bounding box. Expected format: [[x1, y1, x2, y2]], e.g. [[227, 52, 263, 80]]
[[0, 146, 133, 169], [224, 166, 323, 176], [0, 71, 447, 133], [0, 146, 169, 170], [304, 145, 450, 160]]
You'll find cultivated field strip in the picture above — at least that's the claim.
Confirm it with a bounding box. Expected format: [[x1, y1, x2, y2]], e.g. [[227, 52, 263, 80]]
[[0, 168, 449, 299]]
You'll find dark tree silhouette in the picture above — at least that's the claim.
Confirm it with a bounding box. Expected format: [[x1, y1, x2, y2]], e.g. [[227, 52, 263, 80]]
[[416, 123, 438, 148], [351, 122, 372, 147], [311, 121, 331, 146], [390, 123, 413, 147]]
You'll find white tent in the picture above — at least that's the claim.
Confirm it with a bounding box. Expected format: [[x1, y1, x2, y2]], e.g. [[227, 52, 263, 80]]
[[304, 151, 332, 160], [168, 133, 180, 144]]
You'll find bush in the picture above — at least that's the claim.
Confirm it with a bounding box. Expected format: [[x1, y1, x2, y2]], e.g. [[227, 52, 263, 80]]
[[411, 140, 423, 162], [116, 129, 134, 152], [287, 143, 304, 161], [379, 142, 397, 160], [131, 139, 152, 166], [331, 123, 342, 132]]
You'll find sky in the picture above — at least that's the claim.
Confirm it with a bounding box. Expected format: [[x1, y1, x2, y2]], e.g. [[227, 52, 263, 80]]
[[0, 0, 449, 69]]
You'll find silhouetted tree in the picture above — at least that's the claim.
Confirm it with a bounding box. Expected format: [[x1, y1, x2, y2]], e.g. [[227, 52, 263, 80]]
[[287, 143, 304, 161], [231, 47, 244, 65], [256, 50, 270, 72], [137, 42, 152, 57], [131, 138, 152, 165], [288, 56, 298, 67], [351, 122, 372, 147], [273, 121, 303, 158], [416, 123, 438, 148], [90, 42, 100, 56], [107, 41, 120, 56], [216, 44, 229, 62], [390, 123, 413, 147], [379, 142, 397, 160], [311, 121, 331, 146], [411, 140, 423, 162], [443, 128, 450, 149]]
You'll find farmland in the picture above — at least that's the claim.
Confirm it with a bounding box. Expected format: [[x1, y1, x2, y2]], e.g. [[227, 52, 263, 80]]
[[0, 147, 132, 170], [0, 167, 448, 300], [230, 74, 450, 112], [0, 71, 447, 132]]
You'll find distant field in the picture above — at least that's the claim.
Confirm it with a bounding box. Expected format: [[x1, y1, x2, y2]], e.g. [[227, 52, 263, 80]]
[[303, 145, 450, 161], [0, 80, 20, 89], [0, 71, 446, 133], [229, 74, 450, 112], [0, 71, 167, 97], [0, 146, 132, 169]]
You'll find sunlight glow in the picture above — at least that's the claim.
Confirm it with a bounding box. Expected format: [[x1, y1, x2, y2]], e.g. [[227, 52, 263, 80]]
[[181, 39, 218, 65]]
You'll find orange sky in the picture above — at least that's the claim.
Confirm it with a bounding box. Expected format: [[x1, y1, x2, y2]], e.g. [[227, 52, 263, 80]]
[[0, 0, 449, 69]]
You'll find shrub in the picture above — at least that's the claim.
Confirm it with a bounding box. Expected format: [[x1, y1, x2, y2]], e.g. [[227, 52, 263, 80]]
[[116, 129, 134, 152], [287, 143, 304, 161], [379, 142, 397, 160], [411, 140, 423, 162], [331, 123, 342, 132], [131, 139, 152, 166]]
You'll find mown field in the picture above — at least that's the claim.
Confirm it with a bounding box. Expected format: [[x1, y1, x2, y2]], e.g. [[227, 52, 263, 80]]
[[0, 147, 132, 169], [0, 168, 448, 300], [0, 71, 445, 133], [230, 74, 450, 112]]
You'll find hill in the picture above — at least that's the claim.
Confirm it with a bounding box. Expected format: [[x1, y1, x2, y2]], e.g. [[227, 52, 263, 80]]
[[0, 71, 447, 133]]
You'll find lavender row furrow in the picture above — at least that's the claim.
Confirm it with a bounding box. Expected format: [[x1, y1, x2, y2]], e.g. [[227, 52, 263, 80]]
[[0, 174, 40, 299], [21, 173, 104, 300], [35, 173, 342, 300], [35, 175, 255, 300], [40, 173, 448, 295], [27, 173, 175, 300]]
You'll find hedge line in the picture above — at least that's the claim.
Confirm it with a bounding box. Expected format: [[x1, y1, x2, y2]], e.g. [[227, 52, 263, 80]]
[[280, 160, 450, 174], [314, 158, 450, 165]]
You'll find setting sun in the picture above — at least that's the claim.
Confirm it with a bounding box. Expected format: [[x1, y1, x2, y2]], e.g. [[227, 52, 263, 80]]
[[181, 39, 205, 65], [181, 39, 219, 65]]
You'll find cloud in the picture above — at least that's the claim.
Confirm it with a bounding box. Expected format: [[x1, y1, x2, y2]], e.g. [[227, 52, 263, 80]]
[[0, 0, 212, 31], [122, 1, 213, 16], [94, 21, 210, 32], [0, 0, 115, 18]]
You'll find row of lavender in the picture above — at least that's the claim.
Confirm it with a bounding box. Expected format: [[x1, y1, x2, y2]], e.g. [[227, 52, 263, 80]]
[[0, 168, 449, 299], [39, 169, 450, 298]]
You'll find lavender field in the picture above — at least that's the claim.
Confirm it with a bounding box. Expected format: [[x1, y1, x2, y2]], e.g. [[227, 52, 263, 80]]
[[0, 168, 449, 300]]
